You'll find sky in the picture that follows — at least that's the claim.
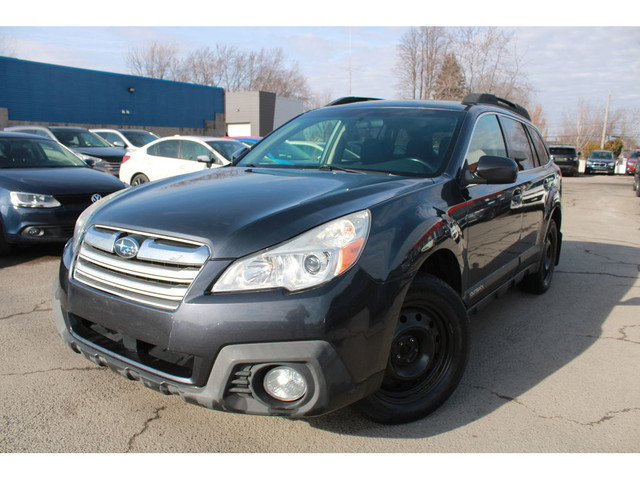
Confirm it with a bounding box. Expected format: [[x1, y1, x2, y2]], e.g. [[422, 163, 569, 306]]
[[2, 1, 639, 142]]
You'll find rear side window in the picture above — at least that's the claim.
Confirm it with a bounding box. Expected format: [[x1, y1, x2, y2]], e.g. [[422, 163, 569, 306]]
[[148, 140, 179, 159], [466, 114, 507, 168], [527, 126, 549, 166], [500, 117, 536, 170]]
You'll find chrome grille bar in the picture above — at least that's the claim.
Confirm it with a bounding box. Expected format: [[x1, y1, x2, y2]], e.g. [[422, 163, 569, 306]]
[[73, 226, 210, 310]]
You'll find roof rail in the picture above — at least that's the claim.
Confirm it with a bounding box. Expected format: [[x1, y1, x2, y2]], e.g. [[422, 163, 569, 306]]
[[325, 96, 382, 107], [462, 93, 530, 120]]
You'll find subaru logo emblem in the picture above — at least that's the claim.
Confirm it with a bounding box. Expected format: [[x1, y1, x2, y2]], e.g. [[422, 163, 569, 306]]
[[114, 236, 140, 259], [91, 193, 102, 203]]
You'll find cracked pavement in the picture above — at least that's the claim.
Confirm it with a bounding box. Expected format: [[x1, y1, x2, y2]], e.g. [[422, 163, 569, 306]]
[[0, 174, 638, 453]]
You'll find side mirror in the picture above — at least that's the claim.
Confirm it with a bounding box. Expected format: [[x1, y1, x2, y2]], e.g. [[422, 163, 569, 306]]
[[112, 141, 126, 148], [232, 146, 250, 162], [197, 154, 214, 167], [464, 155, 518, 185], [83, 158, 96, 168]]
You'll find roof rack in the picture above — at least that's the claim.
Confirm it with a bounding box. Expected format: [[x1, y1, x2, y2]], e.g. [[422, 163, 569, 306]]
[[325, 97, 382, 107], [462, 93, 530, 120]]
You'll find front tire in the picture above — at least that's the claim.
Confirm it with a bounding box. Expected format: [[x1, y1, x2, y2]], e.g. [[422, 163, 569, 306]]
[[357, 275, 470, 424]]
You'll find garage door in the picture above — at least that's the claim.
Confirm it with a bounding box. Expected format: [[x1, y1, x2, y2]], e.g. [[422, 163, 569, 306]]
[[227, 123, 252, 137]]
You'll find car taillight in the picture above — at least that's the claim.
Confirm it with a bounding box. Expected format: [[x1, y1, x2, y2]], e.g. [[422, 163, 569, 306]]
[[122, 155, 130, 163]]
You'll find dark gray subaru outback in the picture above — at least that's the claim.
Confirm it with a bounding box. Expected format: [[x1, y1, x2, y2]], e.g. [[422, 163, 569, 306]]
[[53, 94, 562, 424]]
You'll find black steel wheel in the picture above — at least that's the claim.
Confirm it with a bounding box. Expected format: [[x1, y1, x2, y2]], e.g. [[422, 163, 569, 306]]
[[130, 173, 150, 186], [520, 219, 559, 294], [357, 275, 469, 424]]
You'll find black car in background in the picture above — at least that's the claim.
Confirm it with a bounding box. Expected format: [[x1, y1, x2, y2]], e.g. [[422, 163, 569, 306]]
[[549, 145, 580, 176], [4, 125, 127, 176], [0, 132, 125, 255], [53, 94, 562, 424]]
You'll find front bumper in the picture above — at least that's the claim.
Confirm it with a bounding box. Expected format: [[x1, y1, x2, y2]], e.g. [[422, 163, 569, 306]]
[[586, 162, 615, 174], [1, 203, 86, 244], [53, 241, 403, 417]]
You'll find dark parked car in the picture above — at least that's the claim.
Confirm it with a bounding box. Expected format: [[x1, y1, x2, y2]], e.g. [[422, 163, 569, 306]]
[[4, 126, 127, 176], [633, 162, 640, 197], [0, 132, 125, 255], [585, 150, 615, 175], [549, 145, 580, 176], [53, 94, 562, 424]]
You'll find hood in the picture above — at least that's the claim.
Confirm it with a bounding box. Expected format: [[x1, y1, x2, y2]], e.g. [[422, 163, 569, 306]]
[[92, 167, 432, 258], [72, 146, 127, 160], [0, 167, 125, 195]]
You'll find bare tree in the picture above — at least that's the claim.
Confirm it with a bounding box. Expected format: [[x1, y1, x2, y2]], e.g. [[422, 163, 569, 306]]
[[395, 27, 532, 106], [451, 27, 533, 106], [126, 43, 310, 102], [126, 42, 181, 80], [396, 27, 449, 100]]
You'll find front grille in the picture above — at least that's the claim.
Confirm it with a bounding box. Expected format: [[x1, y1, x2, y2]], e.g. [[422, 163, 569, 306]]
[[73, 225, 210, 310], [53, 192, 112, 206]]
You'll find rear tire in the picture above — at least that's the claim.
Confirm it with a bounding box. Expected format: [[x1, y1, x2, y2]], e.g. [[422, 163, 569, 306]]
[[357, 275, 469, 424], [130, 173, 150, 186], [520, 219, 558, 294]]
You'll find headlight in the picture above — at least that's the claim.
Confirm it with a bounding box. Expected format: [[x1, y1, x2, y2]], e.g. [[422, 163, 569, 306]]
[[213, 210, 371, 293], [10, 192, 61, 208]]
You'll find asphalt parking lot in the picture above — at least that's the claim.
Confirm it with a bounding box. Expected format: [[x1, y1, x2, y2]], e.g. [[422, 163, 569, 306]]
[[1, 174, 638, 455]]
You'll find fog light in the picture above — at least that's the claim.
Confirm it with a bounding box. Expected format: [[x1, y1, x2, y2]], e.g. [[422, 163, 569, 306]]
[[26, 227, 45, 237], [263, 366, 307, 402]]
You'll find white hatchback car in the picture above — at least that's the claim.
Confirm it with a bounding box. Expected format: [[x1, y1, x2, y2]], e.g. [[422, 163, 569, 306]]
[[91, 129, 159, 152], [119, 136, 245, 185]]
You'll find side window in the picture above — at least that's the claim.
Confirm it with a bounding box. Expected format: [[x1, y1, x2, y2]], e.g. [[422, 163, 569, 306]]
[[527, 126, 549, 167], [180, 141, 210, 161], [149, 140, 179, 158], [466, 114, 507, 168], [103, 132, 118, 144], [501, 117, 535, 170]]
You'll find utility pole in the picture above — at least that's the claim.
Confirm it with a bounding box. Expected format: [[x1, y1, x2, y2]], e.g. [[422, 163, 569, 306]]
[[600, 92, 611, 149]]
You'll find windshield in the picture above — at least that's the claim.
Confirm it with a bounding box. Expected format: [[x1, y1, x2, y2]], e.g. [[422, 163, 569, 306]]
[[0, 137, 88, 168], [51, 129, 113, 148], [589, 151, 614, 160], [236, 107, 464, 176], [206, 140, 245, 160], [122, 131, 158, 147]]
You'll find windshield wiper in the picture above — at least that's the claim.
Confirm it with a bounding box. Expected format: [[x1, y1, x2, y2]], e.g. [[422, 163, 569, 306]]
[[317, 164, 369, 174]]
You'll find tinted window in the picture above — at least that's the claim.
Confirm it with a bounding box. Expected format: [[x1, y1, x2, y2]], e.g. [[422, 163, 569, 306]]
[[148, 140, 179, 158], [180, 141, 210, 161], [122, 131, 158, 147], [527, 126, 549, 167], [466, 114, 507, 168], [0, 138, 86, 168], [51, 129, 112, 148], [549, 147, 577, 156], [500, 117, 535, 170], [237, 107, 464, 177]]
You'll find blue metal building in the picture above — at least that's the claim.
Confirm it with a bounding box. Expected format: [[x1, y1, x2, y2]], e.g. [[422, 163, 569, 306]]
[[0, 56, 225, 131]]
